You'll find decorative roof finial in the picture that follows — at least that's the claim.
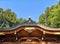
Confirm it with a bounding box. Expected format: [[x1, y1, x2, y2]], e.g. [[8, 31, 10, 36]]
[[29, 16, 31, 20]]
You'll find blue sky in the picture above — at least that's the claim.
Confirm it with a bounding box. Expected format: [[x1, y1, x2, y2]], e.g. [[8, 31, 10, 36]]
[[0, 0, 59, 21]]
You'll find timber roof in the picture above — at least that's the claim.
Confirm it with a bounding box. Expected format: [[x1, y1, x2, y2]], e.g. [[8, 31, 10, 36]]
[[0, 18, 60, 32]]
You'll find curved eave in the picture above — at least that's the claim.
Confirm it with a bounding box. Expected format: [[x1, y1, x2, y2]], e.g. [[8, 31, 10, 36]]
[[37, 24, 60, 35], [0, 24, 60, 35], [0, 24, 38, 35], [37, 24, 60, 31], [0, 25, 21, 32]]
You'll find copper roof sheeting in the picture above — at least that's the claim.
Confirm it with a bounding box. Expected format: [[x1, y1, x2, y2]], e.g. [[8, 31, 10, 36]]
[[37, 24, 60, 31]]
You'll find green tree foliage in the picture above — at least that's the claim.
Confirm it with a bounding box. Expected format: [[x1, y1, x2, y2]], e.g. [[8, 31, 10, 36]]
[[39, 14, 45, 24], [16, 18, 26, 24], [39, 1, 60, 28], [0, 8, 26, 29]]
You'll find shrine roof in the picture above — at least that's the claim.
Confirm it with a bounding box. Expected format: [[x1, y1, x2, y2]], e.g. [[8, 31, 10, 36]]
[[0, 18, 38, 31], [0, 18, 60, 32]]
